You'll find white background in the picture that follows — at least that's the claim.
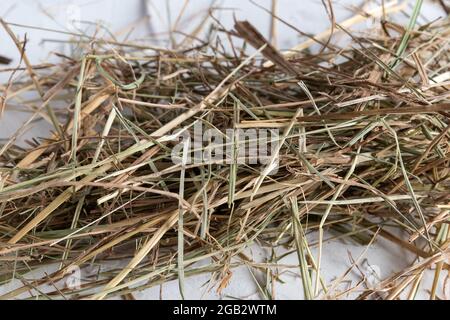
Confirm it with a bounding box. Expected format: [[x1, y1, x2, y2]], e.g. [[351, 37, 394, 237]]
[[0, 0, 448, 299]]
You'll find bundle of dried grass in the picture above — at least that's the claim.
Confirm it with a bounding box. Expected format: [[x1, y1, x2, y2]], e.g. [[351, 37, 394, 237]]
[[0, 2, 449, 300]]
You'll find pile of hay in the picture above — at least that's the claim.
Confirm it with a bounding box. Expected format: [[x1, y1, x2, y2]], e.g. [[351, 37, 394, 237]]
[[0, 4, 449, 299]]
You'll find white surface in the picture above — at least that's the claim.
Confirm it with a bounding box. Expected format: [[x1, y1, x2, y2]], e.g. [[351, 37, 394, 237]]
[[0, 0, 448, 300]]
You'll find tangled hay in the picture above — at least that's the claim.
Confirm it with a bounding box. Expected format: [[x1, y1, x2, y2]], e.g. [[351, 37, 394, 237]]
[[0, 3, 449, 300]]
